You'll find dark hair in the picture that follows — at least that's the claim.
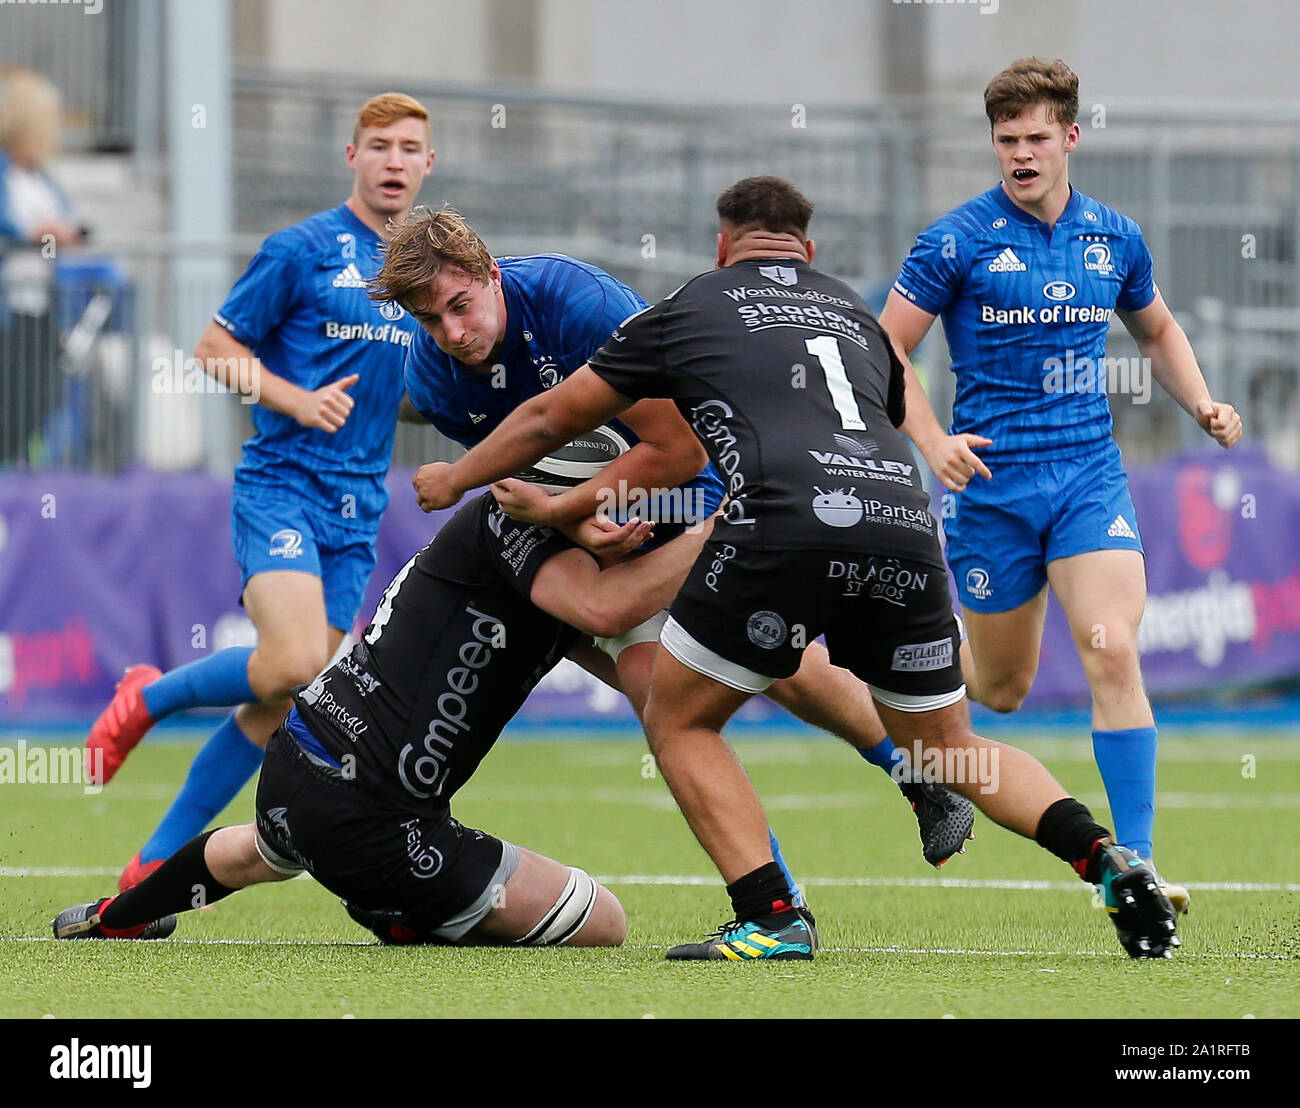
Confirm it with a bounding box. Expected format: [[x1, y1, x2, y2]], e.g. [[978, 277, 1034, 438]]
[[984, 57, 1079, 127], [716, 176, 813, 236]]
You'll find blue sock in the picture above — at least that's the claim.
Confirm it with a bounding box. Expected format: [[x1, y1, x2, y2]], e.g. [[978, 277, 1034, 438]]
[[140, 646, 256, 721], [858, 736, 907, 784], [768, 828, 804, 909], [1092, 726, 1158, 859], [139, 712, 265, 863]]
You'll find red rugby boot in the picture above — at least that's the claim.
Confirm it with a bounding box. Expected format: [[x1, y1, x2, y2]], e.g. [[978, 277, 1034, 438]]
[[85, 664, 161, 785]]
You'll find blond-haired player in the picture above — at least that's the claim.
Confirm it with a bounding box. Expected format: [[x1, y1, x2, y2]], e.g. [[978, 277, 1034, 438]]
[[86, 94, 435, 889]]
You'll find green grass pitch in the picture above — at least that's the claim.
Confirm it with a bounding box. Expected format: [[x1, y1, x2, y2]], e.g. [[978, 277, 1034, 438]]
[[2, 727, 1297, 1019]]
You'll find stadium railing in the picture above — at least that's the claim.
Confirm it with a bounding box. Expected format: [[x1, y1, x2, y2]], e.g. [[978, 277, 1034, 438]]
[[0, 0, 141, 154], [0, 231, 1288, 475], [0, 235, 465, 475], [4, 66, 1300, 474]]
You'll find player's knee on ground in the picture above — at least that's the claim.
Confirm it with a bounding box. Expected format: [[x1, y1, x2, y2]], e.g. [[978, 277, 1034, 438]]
[[473, 850, 626, 947], [512, 867, 625, 947], [564, 883, 626, 947]]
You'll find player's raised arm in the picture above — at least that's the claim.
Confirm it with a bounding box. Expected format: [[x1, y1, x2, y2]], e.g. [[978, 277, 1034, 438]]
[[412, 365, 632, 511], [1117, 290, 1243, 449], [194, 322, 359, 434], [879, 291, 992, 491]]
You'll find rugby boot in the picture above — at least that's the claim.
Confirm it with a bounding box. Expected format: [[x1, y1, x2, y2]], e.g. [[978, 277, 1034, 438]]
[[118, 851, 165, 893], [86, 664, 161, 785], [1095, 842, 1179, 958], [900, 780, 975, 868], [666, 905, 818, 961], [52, 897, 176, 940]]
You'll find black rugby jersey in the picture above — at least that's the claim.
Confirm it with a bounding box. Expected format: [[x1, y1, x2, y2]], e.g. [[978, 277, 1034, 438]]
[[293, 493, 580, 818], [588, 257, 941, 564]]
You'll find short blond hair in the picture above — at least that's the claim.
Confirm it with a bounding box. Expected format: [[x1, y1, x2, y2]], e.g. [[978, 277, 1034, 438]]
[[0, 70, 62, 167], [352, 92, 430, 148], [370, 206, 494, 310]]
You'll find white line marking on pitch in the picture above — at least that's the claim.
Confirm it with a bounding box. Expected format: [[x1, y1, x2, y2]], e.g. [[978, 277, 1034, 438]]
[[4, 867, 1298, 892], [0, 937, 1291, 960], [594, 874, 1300, 893]]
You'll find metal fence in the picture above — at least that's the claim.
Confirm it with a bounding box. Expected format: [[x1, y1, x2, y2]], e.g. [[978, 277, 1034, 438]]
[[0, 235, 1285, 479], [231, 73, 1300, 310], [3, 68, 1299, 474], [233, 71, 920, 302], [0, 0, 141, 153], [0, 238, 464, 475]]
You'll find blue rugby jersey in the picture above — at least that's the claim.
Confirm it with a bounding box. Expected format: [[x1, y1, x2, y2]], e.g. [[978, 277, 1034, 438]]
[[215, 204, 417, 524], [404, 253, 726, 509], [893, 184, 1155, 462]]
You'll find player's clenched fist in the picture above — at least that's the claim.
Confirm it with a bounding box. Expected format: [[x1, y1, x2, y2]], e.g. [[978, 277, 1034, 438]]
[[923, 432, 993, 493], [413, 461, 462, 512], [1196, 399, 1243, 449], [490, 477, 555, 525], [295, 373, 359, 432]]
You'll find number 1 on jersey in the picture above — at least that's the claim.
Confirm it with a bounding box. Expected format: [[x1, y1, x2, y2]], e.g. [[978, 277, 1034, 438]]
[[804, 335, 867, 430]]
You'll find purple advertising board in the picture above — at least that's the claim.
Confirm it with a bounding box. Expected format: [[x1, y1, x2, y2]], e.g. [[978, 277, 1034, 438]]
[[2, 446, 1298, 725]]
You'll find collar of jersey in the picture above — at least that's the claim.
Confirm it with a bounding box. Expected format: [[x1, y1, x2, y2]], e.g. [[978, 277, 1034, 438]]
[[989, 182, 1085, 228], [334, 202, 383, 245]]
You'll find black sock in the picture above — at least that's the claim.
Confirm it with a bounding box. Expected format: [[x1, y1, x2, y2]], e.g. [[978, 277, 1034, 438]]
[[100, 829, 237, 928], [1035, 798, 1111, 883], [727, 862, 795, 922]]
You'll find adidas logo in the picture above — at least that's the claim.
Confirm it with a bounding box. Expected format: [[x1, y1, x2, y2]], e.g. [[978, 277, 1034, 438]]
[[1107, 514, 1136, 539], [332, 263, 367, 289], [469, 412, 487, 423], [987, 248, 1027, 273]]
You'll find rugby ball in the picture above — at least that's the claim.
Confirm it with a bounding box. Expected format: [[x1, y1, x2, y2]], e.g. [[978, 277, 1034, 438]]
[[513, 424, 632, 493]]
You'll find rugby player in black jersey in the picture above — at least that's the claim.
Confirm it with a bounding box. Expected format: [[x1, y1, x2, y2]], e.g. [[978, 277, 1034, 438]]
[[411, 176, 1180, 962], [51, 499, 699, 948]]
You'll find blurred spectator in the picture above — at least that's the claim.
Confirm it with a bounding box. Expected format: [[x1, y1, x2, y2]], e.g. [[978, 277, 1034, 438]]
[[0, 70, 86, 465]]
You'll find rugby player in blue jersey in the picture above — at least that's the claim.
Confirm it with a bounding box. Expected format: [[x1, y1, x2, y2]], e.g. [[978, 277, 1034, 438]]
[[376, 207, 976, 878], [86, 94, 435, 890], [879, 58, 1243, 913], [406, 176, 1182, 961]]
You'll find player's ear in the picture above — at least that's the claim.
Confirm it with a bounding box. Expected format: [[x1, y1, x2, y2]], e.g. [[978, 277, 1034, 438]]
[[345, 142, 357, 169], [805, 238, 816, 264], [424, 149, 436, 176], [716, 232, 728, 268], [1064, 122, 1080, 153]]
